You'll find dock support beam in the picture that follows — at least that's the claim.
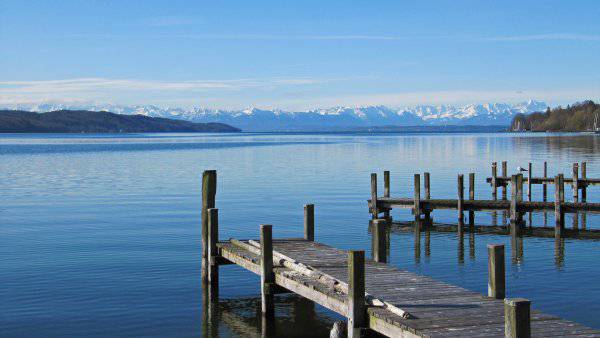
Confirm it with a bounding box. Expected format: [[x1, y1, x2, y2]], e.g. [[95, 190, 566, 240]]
[[372, 219, 388, 263], [469, 173, 475, 227], [370, 173, 378, 220], [383, 171, 391, 221], [201, 170, 217, 283], [457, 175, 464, 234], [573, 163, 579, 202], [502, 161, 507, 200], [424, 172, 431, 225], [504, 298, 531, 338], [207, 208, 219, 301], [348, 250, 366, 338], [492, 162, 498, 199], [260, 224, 274, 317], [509, 175, 519, 236], [527, 162, 532, 201], [304, 204, 314, 241], [413, 174, 421, 228], [543, 162, 548, 201], [555, 175, 564, 238], [487, 244, 505, 299], [581, 162, 587, 202]]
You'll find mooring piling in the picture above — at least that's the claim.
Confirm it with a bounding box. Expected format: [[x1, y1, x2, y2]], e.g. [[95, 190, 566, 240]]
[[347, 250, 366, 338], [469, 173, 475, 227], [502, 161, 508, 199], [504, 298, 531, 338], [554, 175, 565, 238], [487, 244, 505, 299], [582, 162, 587, 201], [383, 171, 391, 221], [372, 219, 388, 263], [304, 204, 315, 241], [573, 163, 579, 202], [457, 174, 464, 234], [371, 173, 378, 219], [492, 162, 498, 199], [207, 208, 219, 300], [543, 162, 548, 201], [260, 224, 274, 317], [201, 170, 217, 283]]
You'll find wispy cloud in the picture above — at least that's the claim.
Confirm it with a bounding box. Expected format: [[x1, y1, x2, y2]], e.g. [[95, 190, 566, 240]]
[[483, 33, 600, 42], [0, 77, 354, 106]]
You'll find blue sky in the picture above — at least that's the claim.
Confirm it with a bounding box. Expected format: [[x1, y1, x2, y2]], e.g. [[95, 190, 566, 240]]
[[1, 0, 599, 110]]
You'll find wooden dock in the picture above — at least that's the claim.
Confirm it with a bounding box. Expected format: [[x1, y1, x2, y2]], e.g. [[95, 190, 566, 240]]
[[370, 169, 600, 239], [486, 161, 598, 201], [200, 170, 600, 337]]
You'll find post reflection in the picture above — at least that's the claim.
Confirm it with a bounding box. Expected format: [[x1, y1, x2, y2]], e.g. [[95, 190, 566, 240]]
[[554, 237, 565, 269], [200, 294, 332, 338]]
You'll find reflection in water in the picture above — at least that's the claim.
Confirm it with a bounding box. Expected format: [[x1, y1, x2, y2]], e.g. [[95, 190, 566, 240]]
[[469, 232, 476, 260], [201, 290, 335, 338], [555, 237, 565, 269]]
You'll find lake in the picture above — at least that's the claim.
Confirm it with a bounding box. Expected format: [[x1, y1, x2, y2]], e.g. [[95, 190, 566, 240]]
[[1, 132, 599, 337]]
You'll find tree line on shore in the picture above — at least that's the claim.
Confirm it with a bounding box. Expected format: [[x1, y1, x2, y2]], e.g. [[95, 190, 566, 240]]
[[510, 100, 600, 132]]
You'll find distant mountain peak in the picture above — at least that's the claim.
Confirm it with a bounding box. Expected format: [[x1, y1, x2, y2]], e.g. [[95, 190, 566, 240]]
[[1, 100, 549, 131]]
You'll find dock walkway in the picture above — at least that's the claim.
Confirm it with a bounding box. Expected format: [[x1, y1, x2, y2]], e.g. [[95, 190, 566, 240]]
[[216, 237, 599, 337]]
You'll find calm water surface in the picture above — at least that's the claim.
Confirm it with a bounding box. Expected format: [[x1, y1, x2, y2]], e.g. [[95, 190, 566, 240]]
[[1, 132, 599, 337]]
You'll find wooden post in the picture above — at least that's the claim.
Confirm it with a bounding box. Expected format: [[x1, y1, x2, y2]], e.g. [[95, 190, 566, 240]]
[[492, 162, 498, 199], [554, 175, 564, 238], [487, 244, 505, 299], [457, 175, 464, 234], [572, 163, 579, 202], [424, 172, 431, 225], [543, 161, 548, 201], [516, 174, 524, 226], [413, 174, 421, 223], [347, 250, 366, 338], [581, 162, 587, 202], [370, 173, 378, 219], [207, 208, 219, 300], [510, 175, 519, 236], [383, 171, 391, 221], [502, 161, 508, 199], [504, 298, 531, 338], [304, 204, 314, 241], [527, 162, 532, 201], [468, 173, 475, 227], [372, 219, 387, 263], [201, 170, 217, 283], [260, 224, 274, 317]]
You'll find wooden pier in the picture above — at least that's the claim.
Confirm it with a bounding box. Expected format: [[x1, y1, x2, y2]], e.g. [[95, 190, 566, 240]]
[[370, 169, 600, 239], [486, 161, 599, 202], [201, 170, 600, 337]]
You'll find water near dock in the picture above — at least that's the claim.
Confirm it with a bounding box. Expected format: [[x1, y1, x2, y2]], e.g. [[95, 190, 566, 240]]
[[1, 132, 600, 336]]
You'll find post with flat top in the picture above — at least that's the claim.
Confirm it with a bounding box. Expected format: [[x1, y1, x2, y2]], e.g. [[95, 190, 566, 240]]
[[260, 224, 274, 317], [516, 174, 524, 226], [487, 244, 505, 299], [504, 298, 531, 338], [370, 173, 378, 220], [207, 208, 219, 300], [347, 250, 366, 338], [572, 163, 579, 202], [201, 170, 217, 283], [527, 162, 532, 201], [581, 162, 587, 201], [413, 174, 421, 228], [372, 219, 388, 263], [457, 175, 464, 234], [304, 204, 314, 241], [543, 162, 548, 201], [502, 161, 508, 199], [491, 162, 498, 199], [554, 175, 564, 238], [509, 175, 519, 236], [424, 172, 431, 225], [383, 171, 391, 221], [469, 173, 475, 227]]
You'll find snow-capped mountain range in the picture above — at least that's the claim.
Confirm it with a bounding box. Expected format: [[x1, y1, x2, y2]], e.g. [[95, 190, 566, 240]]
[[2, 100, 548, 131]]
